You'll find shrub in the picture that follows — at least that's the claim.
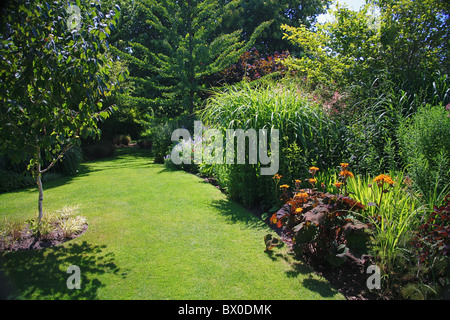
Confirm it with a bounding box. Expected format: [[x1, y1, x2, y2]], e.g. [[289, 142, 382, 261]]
[[152, 122, 176, 164], [398, 104, 450, 206], [114, 134, 131, 146], [0, 169, 35, 193], [207, 48, 290, 86], [53, 145, 83, 176], [151, 114, 196, 164], [0, 219, 25, 250], [137, 139, 152, 149]]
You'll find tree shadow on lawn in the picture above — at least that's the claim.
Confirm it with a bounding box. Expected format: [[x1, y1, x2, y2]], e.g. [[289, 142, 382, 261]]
[[209, 199, 268, 230], [0, 241, 123, 300]]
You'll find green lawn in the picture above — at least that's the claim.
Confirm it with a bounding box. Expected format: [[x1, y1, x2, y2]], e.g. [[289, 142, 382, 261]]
[[0, 148, 344, 300]]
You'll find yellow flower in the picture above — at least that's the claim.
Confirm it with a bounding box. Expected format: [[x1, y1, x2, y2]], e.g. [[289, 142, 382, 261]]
[[295, 207, 303, 214], [279, 184, 290, 189], [309, 166, 319, 173]]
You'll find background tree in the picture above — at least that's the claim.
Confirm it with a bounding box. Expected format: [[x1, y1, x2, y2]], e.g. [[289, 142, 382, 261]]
[[107, 0, 270, 119], [219, 0, 332, 54], [283, 0, 450, 104], [373, 0, 450, 97], [281, 0, 450, 175], [0, 0, 121, 224]]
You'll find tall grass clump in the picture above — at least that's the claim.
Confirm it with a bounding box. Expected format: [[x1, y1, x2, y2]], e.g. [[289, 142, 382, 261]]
[[201, 79, 347, 208]]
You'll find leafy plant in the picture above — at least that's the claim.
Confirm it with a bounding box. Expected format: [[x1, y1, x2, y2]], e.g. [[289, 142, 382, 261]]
[[398, 104, 450, 207], [208, 48, 290, 86], [201, 79, 345, 208], [270, 166, 370, 267], [347, 171, 426, 287], [411, 194, 450, 298], [58, 215, 87, 238], [0, 219, 24, 250]]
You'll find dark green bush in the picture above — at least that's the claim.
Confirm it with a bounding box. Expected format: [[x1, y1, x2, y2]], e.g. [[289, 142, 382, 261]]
[[0, 169, 35, 193], [53, 145, 83, 176], [113, 135, 131, 146], [152, 122, 175, 164], [149, 114, 196, 164]]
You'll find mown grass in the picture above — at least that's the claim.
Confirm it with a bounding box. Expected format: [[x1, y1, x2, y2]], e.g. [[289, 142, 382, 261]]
[[0, 148, 344, 300]]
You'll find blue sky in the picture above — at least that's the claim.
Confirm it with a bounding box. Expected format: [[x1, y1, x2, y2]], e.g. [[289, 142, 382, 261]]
[[317, 0, 367, 23]]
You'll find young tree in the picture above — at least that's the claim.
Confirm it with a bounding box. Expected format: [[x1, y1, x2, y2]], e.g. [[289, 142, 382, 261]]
[[0, 0, 121, 224]]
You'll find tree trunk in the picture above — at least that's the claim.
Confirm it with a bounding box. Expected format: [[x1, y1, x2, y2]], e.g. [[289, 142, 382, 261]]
[[37, 169, 44, 224], [36, 146, 44, 224]]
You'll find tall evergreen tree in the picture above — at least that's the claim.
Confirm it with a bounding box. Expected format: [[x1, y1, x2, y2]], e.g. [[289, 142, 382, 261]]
[[108, 0, 269, 117]]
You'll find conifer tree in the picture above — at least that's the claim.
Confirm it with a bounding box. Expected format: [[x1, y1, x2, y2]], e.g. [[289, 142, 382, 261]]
[[109, 0, 270, 117]]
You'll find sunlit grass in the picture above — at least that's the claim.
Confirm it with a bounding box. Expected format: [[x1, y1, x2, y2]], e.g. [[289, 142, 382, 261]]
[[0, 148, 343, 300]]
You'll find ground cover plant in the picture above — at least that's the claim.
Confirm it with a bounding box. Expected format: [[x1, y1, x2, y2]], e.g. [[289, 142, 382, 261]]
[[1, 205, 87, 251]]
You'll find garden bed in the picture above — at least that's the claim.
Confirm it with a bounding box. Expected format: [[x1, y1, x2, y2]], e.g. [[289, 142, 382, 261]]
[[247, 202, 388, 300], [0, 223, 88, 252], [1, 206, 89, 252]]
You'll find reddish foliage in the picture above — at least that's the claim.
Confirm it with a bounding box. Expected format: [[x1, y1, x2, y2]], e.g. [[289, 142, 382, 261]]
[[207, 48, 290, 86], [413, 194, 450, 264]]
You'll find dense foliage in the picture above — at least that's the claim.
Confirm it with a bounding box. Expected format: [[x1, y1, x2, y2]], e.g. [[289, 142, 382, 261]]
[[0, 0, 120, 221]]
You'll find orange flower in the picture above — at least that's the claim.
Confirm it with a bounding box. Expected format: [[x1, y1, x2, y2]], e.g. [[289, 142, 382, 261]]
[[279, 184, 289, 189], [334, 182, 342, 188], [309, 166, 319, 174], [340, 163, 349, 168], [294, 192, 308, 200], [308, 178, 317, 184], [373, 174, 395, 187], [339, 170, 354, 178], [270, 213, 278, 224], [295, 207, 303, 214]]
